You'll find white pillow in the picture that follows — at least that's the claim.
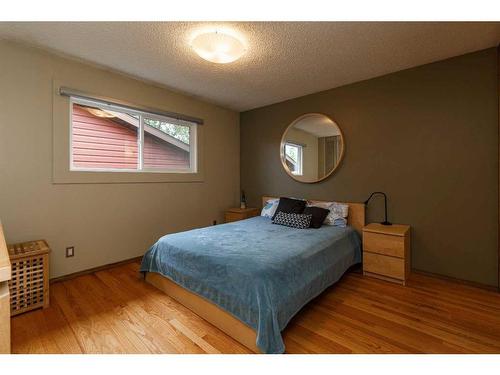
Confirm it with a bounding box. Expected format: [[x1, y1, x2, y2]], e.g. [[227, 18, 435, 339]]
[[307, 200, 349, 227], [261, 198, 279, 218]]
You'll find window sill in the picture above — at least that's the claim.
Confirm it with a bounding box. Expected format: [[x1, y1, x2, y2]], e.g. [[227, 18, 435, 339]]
[[52, 169, 204, 184]]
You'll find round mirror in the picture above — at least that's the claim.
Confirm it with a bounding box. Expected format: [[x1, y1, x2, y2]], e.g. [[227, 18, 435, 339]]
[[280, 113, 344, 183]]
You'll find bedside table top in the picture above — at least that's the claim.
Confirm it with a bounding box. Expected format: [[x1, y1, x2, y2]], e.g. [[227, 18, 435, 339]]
[[226, 207, 259, 213], [363, 223, 410, 237]]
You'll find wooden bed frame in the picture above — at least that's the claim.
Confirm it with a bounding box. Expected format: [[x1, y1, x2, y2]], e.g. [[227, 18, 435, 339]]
[[145, 196, 365, 353]]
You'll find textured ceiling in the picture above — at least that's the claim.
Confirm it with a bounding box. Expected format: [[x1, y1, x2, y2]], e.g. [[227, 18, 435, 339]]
[[0, 22, 499, 111], [294, 114, 340, 137]]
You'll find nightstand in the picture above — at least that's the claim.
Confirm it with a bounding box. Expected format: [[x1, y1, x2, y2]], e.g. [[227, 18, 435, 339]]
[[362, 223, 411, 285], [224, 208, 260, 223]]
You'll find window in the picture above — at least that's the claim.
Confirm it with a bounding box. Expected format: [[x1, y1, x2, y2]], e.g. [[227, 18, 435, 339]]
[[285, 142, 303, 175], [70, 97, 197, 173]]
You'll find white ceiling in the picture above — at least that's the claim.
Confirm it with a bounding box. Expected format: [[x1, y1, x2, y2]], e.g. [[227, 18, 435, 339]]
[[0, 22, 499, 111], [294, 114, 340, 137]]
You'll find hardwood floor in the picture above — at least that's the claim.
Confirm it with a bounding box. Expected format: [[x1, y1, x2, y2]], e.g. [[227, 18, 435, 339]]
[[11, 261, 500, 354]]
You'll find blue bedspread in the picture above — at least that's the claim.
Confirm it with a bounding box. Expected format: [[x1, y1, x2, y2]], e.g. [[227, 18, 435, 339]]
[[140, 216, 361, 353]]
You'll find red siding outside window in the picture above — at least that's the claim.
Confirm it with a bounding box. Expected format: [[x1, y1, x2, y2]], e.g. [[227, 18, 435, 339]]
[[71, 104, 190, 171]]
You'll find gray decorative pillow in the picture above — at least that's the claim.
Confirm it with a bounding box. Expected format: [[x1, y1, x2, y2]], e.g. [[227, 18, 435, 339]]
[[307, 200, 349, 227], [272, 211, 312, 229]]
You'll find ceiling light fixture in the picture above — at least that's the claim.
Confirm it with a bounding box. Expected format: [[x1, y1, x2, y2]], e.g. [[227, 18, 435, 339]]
[[191, 30, 246, 64]]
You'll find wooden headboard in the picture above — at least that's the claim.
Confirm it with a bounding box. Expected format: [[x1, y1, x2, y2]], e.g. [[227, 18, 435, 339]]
[[262, 196, 366, 234]]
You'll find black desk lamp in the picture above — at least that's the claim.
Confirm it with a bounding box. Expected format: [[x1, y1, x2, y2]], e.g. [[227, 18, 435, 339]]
[[364, 192, 392, 226]]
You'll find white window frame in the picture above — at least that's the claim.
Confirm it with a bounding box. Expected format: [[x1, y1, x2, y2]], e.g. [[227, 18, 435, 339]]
[[70, 97, 197, 174], [285, 142, 303, 176]]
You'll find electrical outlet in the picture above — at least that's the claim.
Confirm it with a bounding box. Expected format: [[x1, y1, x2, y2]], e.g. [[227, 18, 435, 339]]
[[213, 220, 217, 225], [66, 246, 75, 258]]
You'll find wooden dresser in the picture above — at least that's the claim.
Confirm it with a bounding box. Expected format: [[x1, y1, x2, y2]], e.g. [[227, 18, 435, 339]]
[[362, 223, 411, 285], [0, 222, 11, 353], [224, 208, 260, 223]]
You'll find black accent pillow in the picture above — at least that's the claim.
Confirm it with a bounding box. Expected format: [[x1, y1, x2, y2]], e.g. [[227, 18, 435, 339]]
[[303, 206, 330, 229], [272, 212, 312, 229], [272, 197, 307, 220]]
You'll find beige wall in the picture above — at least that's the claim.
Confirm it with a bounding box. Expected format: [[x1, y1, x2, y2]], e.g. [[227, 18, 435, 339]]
[[241, 48, 499, 287], [0, 40, 240, 278]]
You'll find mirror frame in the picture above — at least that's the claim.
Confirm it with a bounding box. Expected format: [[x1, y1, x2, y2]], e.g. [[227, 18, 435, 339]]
[[279, 112, 345, 184]]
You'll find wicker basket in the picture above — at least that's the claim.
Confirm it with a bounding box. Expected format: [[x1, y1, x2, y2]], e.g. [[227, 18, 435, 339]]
[[7, 240, 50, 316]]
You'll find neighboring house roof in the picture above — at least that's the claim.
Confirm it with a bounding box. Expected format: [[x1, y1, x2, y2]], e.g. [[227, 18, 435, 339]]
[[108, 110, 190, 152]]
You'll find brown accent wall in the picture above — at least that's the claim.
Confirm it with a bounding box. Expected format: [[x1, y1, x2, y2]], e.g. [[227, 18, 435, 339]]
[[241, 48, 499, 287]]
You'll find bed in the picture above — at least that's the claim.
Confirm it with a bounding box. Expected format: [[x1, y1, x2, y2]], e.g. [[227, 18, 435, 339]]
[[140, 196, 365, 353]]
